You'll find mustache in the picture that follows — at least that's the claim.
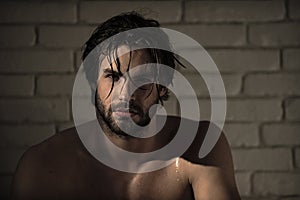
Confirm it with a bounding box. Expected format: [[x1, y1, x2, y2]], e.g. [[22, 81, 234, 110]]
[[110, 101, 143, 114]]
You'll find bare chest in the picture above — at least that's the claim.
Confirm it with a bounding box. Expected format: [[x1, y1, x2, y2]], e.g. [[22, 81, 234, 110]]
[[46, 159, 194, 200]]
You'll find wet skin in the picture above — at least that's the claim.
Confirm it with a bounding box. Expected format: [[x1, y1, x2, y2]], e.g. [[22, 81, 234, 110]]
[[11, 118, 239, 200], [11, 48, 240, 200]]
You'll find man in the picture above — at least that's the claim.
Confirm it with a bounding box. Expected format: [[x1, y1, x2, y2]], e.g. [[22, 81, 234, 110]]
[[11, 12, 241, 200]]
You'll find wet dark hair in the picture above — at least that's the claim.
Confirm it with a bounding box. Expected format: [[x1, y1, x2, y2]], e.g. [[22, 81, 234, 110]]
[[82, 11, 181, 105]]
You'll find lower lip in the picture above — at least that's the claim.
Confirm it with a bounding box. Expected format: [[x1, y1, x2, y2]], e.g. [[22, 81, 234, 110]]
[[114, 111, 137, 117]]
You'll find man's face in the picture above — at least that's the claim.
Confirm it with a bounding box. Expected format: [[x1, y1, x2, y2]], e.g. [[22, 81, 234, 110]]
[[96, 47, 165, 137]]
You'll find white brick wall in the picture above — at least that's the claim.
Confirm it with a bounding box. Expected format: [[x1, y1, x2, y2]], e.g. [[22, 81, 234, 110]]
[[0, 51, 74, 72], [80, 1, 182, 23], [253, 173, 300, 196], [0, 0, 299, 199], [0, 99, 70, 122], [0, 2, 77, 23], [249, 23, 300, 46], [0, 26, 35, 47], [185, 1, 285, 22], [285, 99, 300, 121], [166, 24, 246, 47]]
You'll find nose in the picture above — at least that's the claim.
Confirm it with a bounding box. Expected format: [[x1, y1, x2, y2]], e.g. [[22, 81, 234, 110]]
[[116, 77, 133, 101]]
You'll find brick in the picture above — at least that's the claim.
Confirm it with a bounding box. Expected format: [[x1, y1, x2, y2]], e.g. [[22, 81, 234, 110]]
[[244, 73, 300, 96], [0, 2, 76, 23], [285, 99, 300, 121], [0, 50, 73, 73], [179, 98, 210, 121], [226, 99, 282, 122], [281, 197, 300, 200], [249, 23, 300, 46], [223, 123, 259, 147], [178, 49, 279, 73], [75, 50, 83, 70], [80, 1, 181, 24], [37, 75, 75, 96], [0, 148, 26, 173], [262, 124, 300, 146], [0, 99, 70, 122], [0, 175, 12, 199], [283, 49, 300, 70], [209, 50, 279, 72], [165, 24, 246, 47], [39, 26, 95, 48], [174, 73, 241, 97], [232, 148, 292, 171], [289, 0, 300, 19], [253, 172, 300, 195], [235, 172, 251, 196], [181, 98, 282, 122], [0, 124, 55, 148], [0, 26, 35, 47], [223, 74, 243, 96], [185, 1, 284, 22], [296, 148, 300, 168], [0, 75, 34, 96]]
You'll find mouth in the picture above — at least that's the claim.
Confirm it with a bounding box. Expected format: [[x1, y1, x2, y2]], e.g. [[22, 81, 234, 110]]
[[113, 108, 139, 118]]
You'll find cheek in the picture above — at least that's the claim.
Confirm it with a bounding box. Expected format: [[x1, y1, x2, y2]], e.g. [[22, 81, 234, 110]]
[[136, 90, 159, 110], [97, 84, 112, 106], [98, 77, 111, 97]]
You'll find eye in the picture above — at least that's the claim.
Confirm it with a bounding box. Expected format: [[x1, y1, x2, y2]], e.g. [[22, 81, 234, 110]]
[[137, 84, 152, 90], [105, 74, 120, 82], [131, 76, 154, 90], [136, 80, 153, 90]]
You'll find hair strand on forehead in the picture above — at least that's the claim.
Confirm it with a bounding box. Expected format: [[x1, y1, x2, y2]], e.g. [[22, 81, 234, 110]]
[[82, 11, 185, 105]]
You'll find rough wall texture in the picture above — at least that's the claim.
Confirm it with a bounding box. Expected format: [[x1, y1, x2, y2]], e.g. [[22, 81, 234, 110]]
[[0, 0, 299, 199]]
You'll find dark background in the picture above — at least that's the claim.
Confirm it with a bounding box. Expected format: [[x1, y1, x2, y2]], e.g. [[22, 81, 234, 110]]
[[0, 0, 299, 199]]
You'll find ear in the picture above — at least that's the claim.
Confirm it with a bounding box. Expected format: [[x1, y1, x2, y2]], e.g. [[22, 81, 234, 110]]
[[159, 86, 167, 98]]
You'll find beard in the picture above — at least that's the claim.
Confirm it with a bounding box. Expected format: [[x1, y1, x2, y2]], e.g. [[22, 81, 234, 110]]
[[95, 94, 153, 137]]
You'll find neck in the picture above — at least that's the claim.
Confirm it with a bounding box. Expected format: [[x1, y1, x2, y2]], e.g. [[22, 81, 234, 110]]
[[96, 112, 163, 153]]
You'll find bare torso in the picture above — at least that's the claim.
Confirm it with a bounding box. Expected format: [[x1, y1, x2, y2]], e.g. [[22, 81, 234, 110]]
[[11, 117, 240, 200], [25, 130, 194, 200]]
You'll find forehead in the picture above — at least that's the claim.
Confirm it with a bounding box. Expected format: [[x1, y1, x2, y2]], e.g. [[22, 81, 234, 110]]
[[99, 46, 153, 73]]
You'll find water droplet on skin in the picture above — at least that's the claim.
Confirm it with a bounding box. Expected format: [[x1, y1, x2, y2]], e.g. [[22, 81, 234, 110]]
[[175, 157, 180, 181]]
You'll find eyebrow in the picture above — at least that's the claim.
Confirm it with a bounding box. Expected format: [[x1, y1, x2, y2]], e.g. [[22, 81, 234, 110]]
[[103, 68, 123, 76]]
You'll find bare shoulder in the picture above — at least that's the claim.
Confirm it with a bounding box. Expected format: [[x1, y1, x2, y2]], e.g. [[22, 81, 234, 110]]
[[166, 116, 234, 167], [11, 127, 81, 199], [172, 118, 241, 200], [181, 120, 232, 167], [17, 127, 80, 165]]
